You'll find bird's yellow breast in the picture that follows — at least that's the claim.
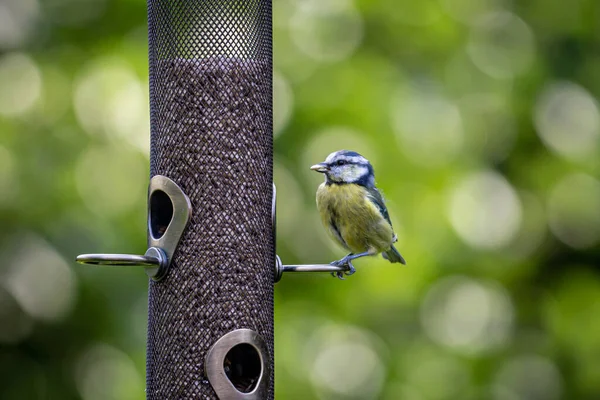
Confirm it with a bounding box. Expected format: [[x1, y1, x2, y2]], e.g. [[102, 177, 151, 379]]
[[316, 183, 394, 253]]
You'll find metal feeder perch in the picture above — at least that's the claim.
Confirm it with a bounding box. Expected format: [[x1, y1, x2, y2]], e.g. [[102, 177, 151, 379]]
[[76, 0, 352, 398]]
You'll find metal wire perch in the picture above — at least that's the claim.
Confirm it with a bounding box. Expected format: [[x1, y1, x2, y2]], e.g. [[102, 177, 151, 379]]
[[274, 255, 359, 282]]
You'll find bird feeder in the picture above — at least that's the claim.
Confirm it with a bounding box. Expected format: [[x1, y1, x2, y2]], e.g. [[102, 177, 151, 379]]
[[144, 0, 274, 398], [77, 1, 353, 398]]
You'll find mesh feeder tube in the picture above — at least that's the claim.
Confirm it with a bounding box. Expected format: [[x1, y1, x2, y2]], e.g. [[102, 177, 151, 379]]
[[146, 1, 274, 399]]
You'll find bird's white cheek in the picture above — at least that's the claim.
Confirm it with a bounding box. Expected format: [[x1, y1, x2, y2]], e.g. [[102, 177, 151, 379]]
[[343, 167, 364, 182], [328, 170, 342, 182]]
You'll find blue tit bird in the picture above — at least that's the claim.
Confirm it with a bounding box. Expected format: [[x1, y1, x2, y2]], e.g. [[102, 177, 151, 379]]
[[311, 150, 406, 279]]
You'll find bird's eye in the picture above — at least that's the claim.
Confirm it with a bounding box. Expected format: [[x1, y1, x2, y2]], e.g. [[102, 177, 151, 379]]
[[336, 160, 346, 166]]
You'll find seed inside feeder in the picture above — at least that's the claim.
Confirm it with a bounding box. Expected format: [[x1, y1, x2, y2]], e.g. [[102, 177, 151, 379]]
[[147, 57, 274, 398]]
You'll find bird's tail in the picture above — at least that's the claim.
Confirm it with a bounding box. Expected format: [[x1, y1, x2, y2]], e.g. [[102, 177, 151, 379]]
[[382, 244, 406, 265]]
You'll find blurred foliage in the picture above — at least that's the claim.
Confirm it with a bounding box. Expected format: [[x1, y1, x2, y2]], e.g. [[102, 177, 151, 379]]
[[0, 0, 599, 399]]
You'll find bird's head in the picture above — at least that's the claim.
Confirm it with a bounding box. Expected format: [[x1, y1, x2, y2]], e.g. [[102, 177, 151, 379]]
[[311, 150, 375, 187]]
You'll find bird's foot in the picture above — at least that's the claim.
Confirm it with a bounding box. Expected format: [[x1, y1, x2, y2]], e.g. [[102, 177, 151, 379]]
[[330, 254, 352, 267], [331, 270, 345, 280], [344, 260, 356, 276], [329, 256, 355, 280]]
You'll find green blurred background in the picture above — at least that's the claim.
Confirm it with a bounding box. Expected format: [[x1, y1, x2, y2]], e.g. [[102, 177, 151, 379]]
[[1, 0, 599, 399]]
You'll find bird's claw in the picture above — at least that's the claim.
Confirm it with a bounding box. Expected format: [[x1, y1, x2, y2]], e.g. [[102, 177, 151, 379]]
[[345, 261, 356, 276], [329, 258, 355, 280], [331, 271, 345, 280]]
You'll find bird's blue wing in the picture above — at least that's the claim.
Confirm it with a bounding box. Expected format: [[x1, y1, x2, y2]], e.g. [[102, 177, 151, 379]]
[[366, 187, 393, 229]]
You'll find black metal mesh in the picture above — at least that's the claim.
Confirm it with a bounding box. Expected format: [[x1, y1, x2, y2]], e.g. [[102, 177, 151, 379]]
[[146, 1, 273, 398]]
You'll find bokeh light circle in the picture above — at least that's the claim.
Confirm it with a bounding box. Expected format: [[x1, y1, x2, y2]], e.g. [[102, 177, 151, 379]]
[[421, 276, 514, 354], [289, 0, 363, 63], [534, 81, 600, 160], [0, 52, 42, 116], [467, 11, 535, 79], [74, 58, 150, 152], [448, 170, 522, 249], [392, 83, 464, 168], [307, 324, 386, 399], [4, 234, 77, 322], [547, 173, 600, 249]]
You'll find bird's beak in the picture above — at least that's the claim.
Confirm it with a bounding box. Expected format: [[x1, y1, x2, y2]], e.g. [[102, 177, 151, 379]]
[[310, 163, 329, 173]]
